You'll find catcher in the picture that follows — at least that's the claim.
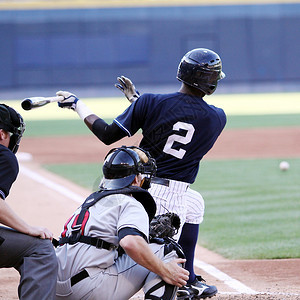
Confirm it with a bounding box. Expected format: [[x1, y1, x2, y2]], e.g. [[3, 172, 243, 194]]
[[55, 146, 189, 300]]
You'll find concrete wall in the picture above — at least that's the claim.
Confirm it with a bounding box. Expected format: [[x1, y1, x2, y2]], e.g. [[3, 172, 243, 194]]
[[0, 3, 299, 89]]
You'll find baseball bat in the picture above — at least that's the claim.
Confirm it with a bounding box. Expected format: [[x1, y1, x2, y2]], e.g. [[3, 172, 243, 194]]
[[21, 96, 64, 111]]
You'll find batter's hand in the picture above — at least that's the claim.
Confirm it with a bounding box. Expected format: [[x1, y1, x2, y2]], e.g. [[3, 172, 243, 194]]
[[115, 76, 140, 103], [161, 258, 189, 287], [56, 90, 79, 110], [28, 225, 54, 240]]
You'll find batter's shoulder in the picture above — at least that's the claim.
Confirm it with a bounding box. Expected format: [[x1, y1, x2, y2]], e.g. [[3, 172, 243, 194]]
[[140, 92, 179, 101], [208, 103, 226, 115]]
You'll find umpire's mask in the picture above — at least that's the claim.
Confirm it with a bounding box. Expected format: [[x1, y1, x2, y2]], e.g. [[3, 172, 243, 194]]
[[0, 104, 25, 154]]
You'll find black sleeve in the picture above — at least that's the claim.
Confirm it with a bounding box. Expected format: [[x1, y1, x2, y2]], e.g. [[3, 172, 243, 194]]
[[0, 145, 19, 199], [118, 227, 148, 243], [92, 119, 127, 145]]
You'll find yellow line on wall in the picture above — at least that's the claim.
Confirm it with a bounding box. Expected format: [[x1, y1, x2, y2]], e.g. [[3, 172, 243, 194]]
[[3, 92, 300, 121], [0, 0, 299, 10], [207, 92, 300, 116]]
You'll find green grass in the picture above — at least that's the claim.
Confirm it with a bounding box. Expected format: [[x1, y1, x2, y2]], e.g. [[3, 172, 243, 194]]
[[43, 163, 103, 192], [43, 158, 300, 259], [23, 113, 300, 137], [226, 114, 300, 129], [23, 119, 96, 137], [193, 158, 300, 259]]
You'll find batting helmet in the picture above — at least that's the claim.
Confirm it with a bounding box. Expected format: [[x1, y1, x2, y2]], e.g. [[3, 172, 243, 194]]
[[176, 48, 225, 95], [0, 104, 25, 153], [100, 146, 156, 190]]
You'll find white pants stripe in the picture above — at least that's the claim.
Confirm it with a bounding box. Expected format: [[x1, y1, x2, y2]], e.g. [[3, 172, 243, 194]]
[[149, 179, 205, 240]]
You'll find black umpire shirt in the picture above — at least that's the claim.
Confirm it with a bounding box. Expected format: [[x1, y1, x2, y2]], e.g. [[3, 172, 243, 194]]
[[0, 144, 18, 200]]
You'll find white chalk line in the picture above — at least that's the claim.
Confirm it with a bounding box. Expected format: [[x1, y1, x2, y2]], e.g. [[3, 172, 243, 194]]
[[20, 164, 300, 297], [20, 164, 84, 204], [195, 255, 300, 297], [194, 259, 257, 294], [219, 292, 300, 296]]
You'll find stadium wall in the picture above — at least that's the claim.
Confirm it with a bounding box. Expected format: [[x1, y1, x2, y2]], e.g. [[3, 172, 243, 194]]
[[0, 4, 299, 89]]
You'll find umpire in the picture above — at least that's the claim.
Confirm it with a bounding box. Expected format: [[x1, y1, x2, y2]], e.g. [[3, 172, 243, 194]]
[[0, 104, 58, 299], [55, 146, 189, 300]]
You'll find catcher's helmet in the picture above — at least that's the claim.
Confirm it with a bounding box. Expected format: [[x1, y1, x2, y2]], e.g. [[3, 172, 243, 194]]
[[100, 146, 156, 190], [0, 104, 25, 153], [176, 48, 225, 95]]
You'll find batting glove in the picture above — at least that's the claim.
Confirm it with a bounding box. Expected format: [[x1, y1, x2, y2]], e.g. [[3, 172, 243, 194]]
[[56, 91, 79, 110], [115, 76, 140, 103]]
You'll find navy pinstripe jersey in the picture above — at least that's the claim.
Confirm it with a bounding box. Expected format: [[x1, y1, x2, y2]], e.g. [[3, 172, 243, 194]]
[[114, 92, 226, 183], [0, 144, 19, 199]]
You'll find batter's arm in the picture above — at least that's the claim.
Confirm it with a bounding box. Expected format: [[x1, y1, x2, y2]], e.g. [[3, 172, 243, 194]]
[[84, 115, 126, 145], [120, 235, 189, 287], [56, 91, 127, 144]]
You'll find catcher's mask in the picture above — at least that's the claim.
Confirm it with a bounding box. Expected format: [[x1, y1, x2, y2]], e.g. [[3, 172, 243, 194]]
[[100, 146, 156, 190], [0, 104, 25, 153], [176, 48, 225, 95]]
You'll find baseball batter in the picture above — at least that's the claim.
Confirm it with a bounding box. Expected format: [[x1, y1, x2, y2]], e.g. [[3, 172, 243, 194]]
[[55, 146, 189, 300], [57, 48, 226, 299], [0, 104, 57, 299]]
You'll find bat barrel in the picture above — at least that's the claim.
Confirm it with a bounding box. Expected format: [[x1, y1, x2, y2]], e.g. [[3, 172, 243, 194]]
[[21, 99, 34, 111], [21, 97, 49, 111]]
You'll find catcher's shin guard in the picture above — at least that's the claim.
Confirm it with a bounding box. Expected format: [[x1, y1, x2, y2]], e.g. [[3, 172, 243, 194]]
[[144, 281, 177, 300]]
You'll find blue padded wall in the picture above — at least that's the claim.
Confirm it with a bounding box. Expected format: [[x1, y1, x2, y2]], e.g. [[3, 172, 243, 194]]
[[0, 4, 299, 89]]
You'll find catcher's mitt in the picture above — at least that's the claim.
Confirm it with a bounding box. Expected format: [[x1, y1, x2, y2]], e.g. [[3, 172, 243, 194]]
[[149, 212, 181, 239]]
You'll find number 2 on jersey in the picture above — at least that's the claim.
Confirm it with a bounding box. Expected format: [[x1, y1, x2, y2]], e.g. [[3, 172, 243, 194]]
[[163, 121, 195, 159]]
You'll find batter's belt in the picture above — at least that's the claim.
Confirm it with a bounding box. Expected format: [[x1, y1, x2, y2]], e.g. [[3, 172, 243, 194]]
[[151, 177, 190, 193], [151, 177, 170, 187]]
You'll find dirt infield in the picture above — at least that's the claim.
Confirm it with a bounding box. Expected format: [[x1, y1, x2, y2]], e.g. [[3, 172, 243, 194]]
[[19, 127, 300, 163], [0, 127, 299, 299]]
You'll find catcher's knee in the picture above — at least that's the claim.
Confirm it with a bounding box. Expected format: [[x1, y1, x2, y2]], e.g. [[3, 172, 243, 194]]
[[144, 281, 177, 300]]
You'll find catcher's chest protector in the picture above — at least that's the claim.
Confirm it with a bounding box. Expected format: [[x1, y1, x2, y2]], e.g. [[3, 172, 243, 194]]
[[56, 186, 156, 248]]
